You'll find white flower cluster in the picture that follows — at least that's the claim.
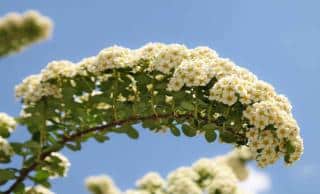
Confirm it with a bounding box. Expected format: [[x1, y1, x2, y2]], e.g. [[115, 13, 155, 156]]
[[136, 172, 166, 193], [0, 112, 17, 135], [213, 147, 252, 181], [43, 152, 71, 178], [0, 10, 52, 34], [15, 74, 61, 103], [85, 148, 251, 194], [244, 100, 303, 167], [25, 185, 55, 194], [85, 175, 120, 194], [0, 136, 14, 161], [0, 10, 52, 56], [15, 43, 303, 166]]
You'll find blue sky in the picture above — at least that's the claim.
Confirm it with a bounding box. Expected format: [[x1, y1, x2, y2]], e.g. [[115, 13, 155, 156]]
[[0, 0, 319, 193]]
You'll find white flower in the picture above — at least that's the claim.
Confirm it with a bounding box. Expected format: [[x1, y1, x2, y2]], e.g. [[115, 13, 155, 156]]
[[41, 60, 77, 81], [0, 136, 14, 161], [85, 175, 120, 194], [167, 167, 199, 184], [43, 152, 70, 178], [207, 178, 237, 194], [136, 172, 165, 191], [152, 44, 189, 74], [0, 10, 52, 56], [0, 112, 16, 134], [25, 185, 55, 194], [96, 46, 135, 72], [124, 190, 149, 194], [167, 177, 202, 194]]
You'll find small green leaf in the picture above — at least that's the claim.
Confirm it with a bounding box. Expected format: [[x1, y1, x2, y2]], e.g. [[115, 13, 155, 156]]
[[24, 140, 41, 153], [202, 123, 216, 131], [10, 142, 25, 155], [169, 125, 181, 136], [34, 170, 50, 182], [66, 142, 81, 151], [219, 131, 237, 143], [180, 101, 194, 111], [205, 130, 217, 143], [12, 182, 25, 194], [286, 141, 295, 154], [123, 125, 139, 139], [0, 169, 15, 182], [0, 129, 10, 138], [182, 124, 197, 137], [94, 134, 110, 143]]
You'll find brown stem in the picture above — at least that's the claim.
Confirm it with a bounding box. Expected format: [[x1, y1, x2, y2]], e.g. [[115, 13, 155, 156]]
[[3, 113, 194, 194]]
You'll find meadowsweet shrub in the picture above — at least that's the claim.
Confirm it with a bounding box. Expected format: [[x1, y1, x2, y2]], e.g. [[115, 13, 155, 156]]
[[0, 43, 303, 194], [85, 148, 252, 194], [0, 10, 52, 57]]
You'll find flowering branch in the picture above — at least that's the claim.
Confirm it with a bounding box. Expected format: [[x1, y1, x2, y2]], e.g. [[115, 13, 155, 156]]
[[0, 43, 303, 194], [4, 112, 222, 194]]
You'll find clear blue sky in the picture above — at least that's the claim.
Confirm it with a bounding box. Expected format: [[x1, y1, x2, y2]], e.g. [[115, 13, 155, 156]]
[[0, 0, 319, 193]]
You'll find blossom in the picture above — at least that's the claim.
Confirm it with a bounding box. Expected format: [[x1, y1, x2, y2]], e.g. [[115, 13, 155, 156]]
[[95, 46, 135, 72], [0, 112, 16, 135], [167, 167, 199, 184], [85, 175, 120, 194], [167, 177, 202, 194], [25, 185, 55, 194], [136, 172, 165, 191], [0, 136, 14, 161], [85, 148, 253, 194], [0, 10, 53, 57], [43, 152, 70, 178], [41, 60, 77, 81]]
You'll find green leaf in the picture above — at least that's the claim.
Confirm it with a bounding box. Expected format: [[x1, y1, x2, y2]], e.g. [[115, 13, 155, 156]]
[[0, 129, 10, 138], [66, 142, 81, 151], [202, 123, 216, 131], [94, 134, 110, 143], [205, 130, 217, 143], [286, 141, 295, 154], [13, 182, 25, 194], [10, 142, 25, 156], [123, 125, 139, 139], [24, 140, 41, 153], [180, 101, 194, 111], [0, 169, 15, 182], [34, 170, 50, 182], [142, 120, 162, 130], [182, 124, 197, 137], [169, 125, 181, 136], [219, 131, 237, 143]]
